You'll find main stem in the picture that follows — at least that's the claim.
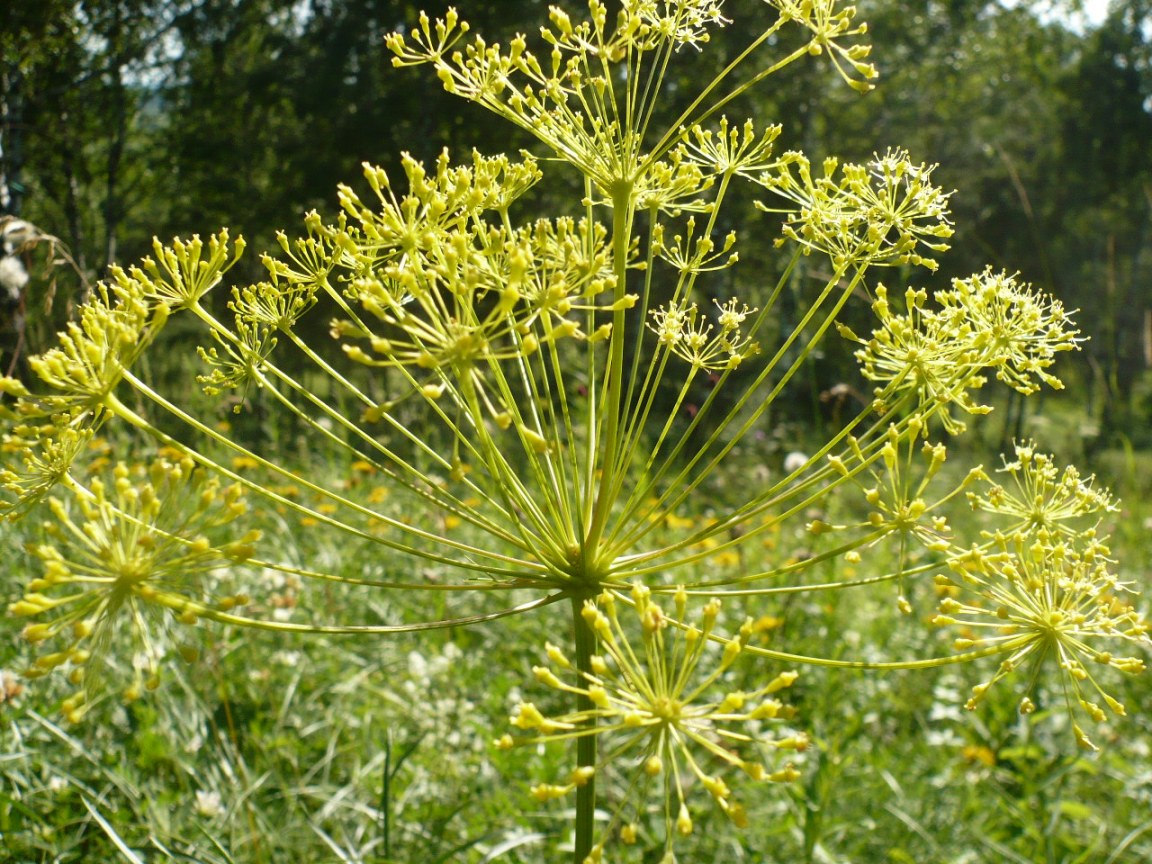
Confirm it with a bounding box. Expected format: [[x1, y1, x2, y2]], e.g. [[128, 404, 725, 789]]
[[571, 593, 598, 864], [586, 180, 634, 551]]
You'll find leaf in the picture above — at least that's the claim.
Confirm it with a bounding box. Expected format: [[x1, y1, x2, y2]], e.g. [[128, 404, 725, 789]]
[[81, 797, 147, 864], [1058, 799, 1095, 821]]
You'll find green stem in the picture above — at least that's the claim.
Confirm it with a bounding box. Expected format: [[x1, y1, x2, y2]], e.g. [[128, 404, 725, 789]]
[[571, 593, 597, 864], [741, 636, 1036, 670], [587, 181, 635, 552]]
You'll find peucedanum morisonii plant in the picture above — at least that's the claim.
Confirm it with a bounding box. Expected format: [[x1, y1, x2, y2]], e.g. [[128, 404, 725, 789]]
[[3, 2, 1150, 861]]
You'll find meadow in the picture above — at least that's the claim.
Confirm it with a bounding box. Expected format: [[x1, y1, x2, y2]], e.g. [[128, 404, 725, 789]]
[[3, 411, 1151, 864]]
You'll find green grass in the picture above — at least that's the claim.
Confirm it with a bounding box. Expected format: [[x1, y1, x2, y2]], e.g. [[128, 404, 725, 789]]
[[4, 437, 1152, 864]]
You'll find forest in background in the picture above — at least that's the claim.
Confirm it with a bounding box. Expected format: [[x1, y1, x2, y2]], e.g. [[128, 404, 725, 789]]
[[2, 0, 1151, 446]]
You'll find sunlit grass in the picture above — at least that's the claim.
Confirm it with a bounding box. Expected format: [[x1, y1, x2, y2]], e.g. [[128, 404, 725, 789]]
[[4, 434, 1150, 863]]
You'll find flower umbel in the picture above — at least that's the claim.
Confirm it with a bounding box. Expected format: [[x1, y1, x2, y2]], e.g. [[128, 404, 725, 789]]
[[506, 586, 802, 855], [680, 117, 783, 178], [766, 0, 878, 91], [4, 2, 1147, 862], [967, 440, 1117, 537], [0, 417, 94, 519], [15, 278, 167, 420], [935, 531, 1148, 750], [10, 455, 259, 720], [842, 271, 1080, 433], [630, 0, 732, 52], [761, 149, 953, 270], [648, 297, 759, 370], [114, 229, 245, 310], [834, 422, 985, 610]]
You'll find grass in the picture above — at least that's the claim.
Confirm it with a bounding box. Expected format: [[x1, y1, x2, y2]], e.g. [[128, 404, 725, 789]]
[[3, 426, 1152, 864]]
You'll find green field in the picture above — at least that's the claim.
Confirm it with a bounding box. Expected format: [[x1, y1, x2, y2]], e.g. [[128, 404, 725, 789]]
[[3, 422, 1150, 864]]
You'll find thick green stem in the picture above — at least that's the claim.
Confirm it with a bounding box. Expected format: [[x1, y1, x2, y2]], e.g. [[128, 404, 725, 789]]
[[587, 181, 635, 551], [571, 593, 598, 864]]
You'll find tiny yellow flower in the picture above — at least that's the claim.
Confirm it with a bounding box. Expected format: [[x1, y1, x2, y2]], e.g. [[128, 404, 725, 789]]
[[9, 454, 259, 718], [505, 585, 802, 856], [967, 440, 1116, 536], [937, 532, 1148, 749]]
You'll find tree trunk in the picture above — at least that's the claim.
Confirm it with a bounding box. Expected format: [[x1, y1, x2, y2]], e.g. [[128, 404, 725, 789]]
[[103, 0, 127, 268], [1, 64, 26, 218]]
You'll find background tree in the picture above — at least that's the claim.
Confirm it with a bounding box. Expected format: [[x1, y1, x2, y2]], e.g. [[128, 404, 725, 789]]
[[1048, 0, 1152, 442], [4, 0, 1151, 444]]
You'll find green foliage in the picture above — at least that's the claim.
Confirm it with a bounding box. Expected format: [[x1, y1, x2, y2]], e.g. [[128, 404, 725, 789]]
[[6, 1, 1150, 441], [3, 479, 1152, 862]]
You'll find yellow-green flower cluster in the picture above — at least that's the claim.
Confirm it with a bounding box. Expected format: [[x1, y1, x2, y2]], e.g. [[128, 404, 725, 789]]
[[936, 269, 1079, 395], [842, 270, 1080, 433], [632, 152, 714, 214], [937, 533, 1146, 750], [1, 10, 1143, 864], [197, 292, 282, 399], [629, 0, 731, 51], [2, 229, 244, 465], [761, 149, 954, 270], [325, 152, 626, 413], [648, 297, 758, 370], [680, 118, 783, 179], [811, 421, 987, 614], [386, 5, 622, 184], [384, 2, 860, 190], [111, 229, 246, 310], [4, 280, 164, 422], [833, 425, 980, 583], [197, 220, 326, 398], [9, 455, 259, 721], [766, 0, 878, 91], [967, 440, 1117, 536], [652, 218, 738, 274], [930, 443, 1148, 749], [502, 586, 803, 857], [0, 416, 93, 519]]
